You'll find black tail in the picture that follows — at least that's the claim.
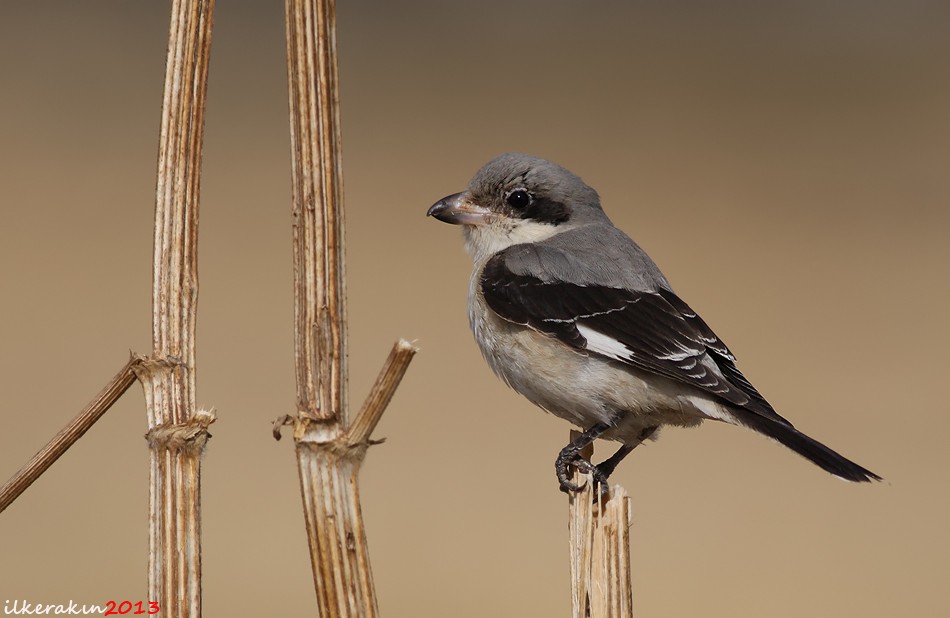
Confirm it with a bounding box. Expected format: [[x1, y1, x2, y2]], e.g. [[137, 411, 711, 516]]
[[732, 410, 882, 483]]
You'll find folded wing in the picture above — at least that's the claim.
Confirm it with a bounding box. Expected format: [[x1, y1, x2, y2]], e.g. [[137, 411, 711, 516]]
[[481, 249, 788, 425]]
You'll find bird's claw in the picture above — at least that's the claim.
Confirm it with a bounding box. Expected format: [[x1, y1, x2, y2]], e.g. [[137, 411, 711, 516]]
[[556, 453, 585, 492], [556, 452, 611, 496]]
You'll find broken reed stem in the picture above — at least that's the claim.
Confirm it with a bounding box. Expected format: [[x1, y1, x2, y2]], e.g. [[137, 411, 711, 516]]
[[138, 1, 215, 617], [568, 431, 635, 618], [0, 356, 145, 513], [290, 340, 416, 618], [282, 1, 417, 616]]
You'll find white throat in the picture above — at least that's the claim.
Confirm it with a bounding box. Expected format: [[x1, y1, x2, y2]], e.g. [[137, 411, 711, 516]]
[[462, 218, 563, 265]]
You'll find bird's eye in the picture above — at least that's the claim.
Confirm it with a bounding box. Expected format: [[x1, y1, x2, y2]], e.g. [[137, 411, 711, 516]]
[[506, 189, 532, 209]]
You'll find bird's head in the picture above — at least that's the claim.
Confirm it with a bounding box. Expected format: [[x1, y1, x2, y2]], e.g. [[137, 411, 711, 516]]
[[427, 153, 605, 261]]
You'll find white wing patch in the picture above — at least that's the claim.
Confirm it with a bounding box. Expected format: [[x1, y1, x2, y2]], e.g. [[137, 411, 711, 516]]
[[577, 323, 699, 363], [576, 324, 633, 361]]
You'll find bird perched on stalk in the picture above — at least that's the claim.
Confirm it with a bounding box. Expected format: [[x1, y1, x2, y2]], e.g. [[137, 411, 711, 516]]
[[427, 153, 880, 494]]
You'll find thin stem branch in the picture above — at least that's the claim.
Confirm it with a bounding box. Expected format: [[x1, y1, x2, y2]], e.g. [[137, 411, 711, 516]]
[[0, 355, 145, 513], [346, 340, 418, 446]]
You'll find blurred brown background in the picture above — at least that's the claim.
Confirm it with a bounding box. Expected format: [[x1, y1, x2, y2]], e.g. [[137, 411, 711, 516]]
[[1, 1, 947, 616]]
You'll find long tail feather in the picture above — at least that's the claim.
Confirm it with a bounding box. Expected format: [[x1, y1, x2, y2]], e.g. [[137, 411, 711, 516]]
[[732, 409, 882, 483]]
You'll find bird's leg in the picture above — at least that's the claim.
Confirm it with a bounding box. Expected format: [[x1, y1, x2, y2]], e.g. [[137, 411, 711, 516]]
[[556, 422, 611, 493], [588, 426, 659, 501], [594, 444, 634, 480], [596, 426, 658, 478], [594, 425, 659, 479]]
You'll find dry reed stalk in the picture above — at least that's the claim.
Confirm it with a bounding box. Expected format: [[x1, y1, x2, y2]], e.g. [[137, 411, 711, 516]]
[[134, 1, 216, 616], [0, 355, 145, 513], [280, 1, 417, 616], [568, 431, 635, 618]]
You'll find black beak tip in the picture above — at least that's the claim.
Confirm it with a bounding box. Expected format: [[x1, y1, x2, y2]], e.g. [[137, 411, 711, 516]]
[[426, 201, 448, 218], [427, 192, 464, 222]]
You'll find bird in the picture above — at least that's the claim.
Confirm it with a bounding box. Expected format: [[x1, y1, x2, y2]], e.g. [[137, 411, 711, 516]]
[[427, 152, 881, 493]]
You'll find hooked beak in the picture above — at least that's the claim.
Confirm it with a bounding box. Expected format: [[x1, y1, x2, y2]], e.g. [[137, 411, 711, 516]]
[[427, 192, 492, 226]]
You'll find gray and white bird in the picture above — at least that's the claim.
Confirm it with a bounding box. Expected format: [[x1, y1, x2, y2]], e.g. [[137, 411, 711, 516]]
[[427, 153, 880, 493]]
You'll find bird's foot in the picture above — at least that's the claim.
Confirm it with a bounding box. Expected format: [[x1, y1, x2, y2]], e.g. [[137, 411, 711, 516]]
[[555, 422, 612, 494], [557, 424, 659, 498]]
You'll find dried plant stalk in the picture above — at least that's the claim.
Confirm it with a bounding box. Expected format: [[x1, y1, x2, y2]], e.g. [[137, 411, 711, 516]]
[[282, 1, 417, 616], [0, 356, 145, 513], [568, 431, 635, 618], [287, 0, 347, 425], [136, 1, 216, 616]]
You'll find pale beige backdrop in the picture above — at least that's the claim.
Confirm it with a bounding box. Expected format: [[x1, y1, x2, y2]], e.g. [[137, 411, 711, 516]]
[[1, 1, 947, 616]]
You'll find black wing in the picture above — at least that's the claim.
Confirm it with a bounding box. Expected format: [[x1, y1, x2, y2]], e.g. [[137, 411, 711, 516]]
[[481, 253, 787, 424]]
